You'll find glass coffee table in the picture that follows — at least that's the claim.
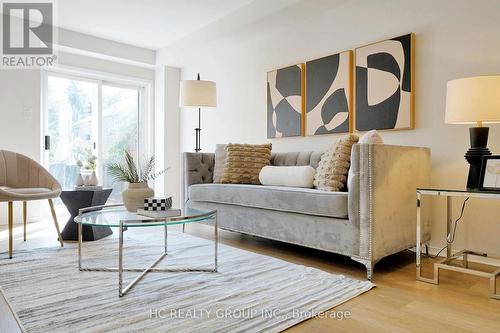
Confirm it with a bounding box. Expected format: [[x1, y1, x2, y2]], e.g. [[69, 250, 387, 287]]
[[74, 204, 217, 297]]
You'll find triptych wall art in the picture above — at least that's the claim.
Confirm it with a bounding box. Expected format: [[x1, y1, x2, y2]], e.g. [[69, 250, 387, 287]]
[[266, 33, 414, 138]]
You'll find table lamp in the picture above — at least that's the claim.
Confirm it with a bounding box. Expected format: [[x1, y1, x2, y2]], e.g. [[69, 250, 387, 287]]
[[445, 75, 500, 189], [179, 73, 217, 152]]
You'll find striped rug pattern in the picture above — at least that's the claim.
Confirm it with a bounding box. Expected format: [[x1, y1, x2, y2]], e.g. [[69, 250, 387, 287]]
[[0, 231, 373, 333]]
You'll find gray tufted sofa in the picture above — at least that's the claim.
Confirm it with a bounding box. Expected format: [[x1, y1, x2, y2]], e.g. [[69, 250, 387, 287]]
[[182, 143, 431, 280]]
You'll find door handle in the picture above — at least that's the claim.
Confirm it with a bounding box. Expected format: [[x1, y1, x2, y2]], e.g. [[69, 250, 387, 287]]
[[44, 136, 50, 150]]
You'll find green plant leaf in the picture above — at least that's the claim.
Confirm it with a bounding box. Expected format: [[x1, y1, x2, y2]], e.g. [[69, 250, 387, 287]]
[[106, 150, 167, 184]]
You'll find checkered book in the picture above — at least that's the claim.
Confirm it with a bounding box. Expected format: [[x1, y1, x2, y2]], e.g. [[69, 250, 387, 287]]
[[143, 197, 172, 211]]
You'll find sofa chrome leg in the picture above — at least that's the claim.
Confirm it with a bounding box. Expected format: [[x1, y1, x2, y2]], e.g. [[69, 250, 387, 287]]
[[351, 257, 374, 281], [182, 224, 186, 233], [366, 263, 374, 281]]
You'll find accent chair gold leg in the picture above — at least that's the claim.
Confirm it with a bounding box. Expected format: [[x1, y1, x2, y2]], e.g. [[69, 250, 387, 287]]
[[23, 201, 27, 242], [8, 201, 13, 259], [48, 199, 64, 247]]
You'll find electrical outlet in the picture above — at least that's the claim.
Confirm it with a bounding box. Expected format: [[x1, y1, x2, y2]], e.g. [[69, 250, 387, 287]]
[[23, 105, 32, 119]]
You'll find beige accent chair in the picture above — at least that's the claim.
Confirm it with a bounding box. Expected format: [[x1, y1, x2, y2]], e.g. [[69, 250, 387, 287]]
[[0, 150, 63, 258]]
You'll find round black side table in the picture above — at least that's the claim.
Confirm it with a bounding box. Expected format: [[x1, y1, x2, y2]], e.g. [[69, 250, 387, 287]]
[[60, 188, 113, 241]]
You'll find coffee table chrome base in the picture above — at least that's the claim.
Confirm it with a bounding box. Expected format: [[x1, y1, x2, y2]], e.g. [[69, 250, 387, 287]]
[[78, 214, 218, 297]]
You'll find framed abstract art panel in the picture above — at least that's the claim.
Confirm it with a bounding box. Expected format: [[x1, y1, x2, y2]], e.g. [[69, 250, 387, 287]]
[[267, 64, 305, 138], [305, 50, 353, 136], [355, 33, 414, 131]]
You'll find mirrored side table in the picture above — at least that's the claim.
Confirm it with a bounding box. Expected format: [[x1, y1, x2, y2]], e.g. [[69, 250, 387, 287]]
[[416, 188, 500, 300]]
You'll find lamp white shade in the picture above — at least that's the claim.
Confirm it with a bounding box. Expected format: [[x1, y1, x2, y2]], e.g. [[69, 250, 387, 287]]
[[445, 75, 500, 124], [179, 80, 217, 107]]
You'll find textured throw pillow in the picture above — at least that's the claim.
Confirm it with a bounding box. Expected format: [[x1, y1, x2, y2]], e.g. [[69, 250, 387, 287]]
[[220, 143, 272, 185], [213, 144, 227, 183], [314, 134, 359, 191], [347, 131, 383, 191], [259, 166, 315, 188], [359, 130, 384, 144]]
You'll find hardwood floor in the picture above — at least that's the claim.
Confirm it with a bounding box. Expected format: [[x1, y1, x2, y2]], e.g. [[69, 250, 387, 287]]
[[1, 214, 500, 332]]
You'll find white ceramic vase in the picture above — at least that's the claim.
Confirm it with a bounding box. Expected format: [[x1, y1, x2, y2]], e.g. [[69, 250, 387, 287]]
[[81, 170, 92, 186], [89, 171, 98, 186], [122, 182, 154, 212], [75, 173, 84, 187]]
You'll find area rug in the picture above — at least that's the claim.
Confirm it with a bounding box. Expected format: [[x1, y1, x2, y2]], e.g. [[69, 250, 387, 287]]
[[0, 231, 373, 333]]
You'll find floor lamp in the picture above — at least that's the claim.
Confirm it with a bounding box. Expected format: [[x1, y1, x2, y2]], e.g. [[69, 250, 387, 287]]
[[180, 73, 217, 152]]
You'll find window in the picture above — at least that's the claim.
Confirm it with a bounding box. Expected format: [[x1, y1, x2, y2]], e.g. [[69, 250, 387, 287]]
[[43, 70, 151, 203]]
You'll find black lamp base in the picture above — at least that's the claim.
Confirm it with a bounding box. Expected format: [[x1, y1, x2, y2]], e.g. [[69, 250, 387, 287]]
[[464, 127, 491, 190]]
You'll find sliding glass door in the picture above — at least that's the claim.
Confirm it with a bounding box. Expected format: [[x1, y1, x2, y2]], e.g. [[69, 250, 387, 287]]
[[45, 75, 98, 191], [44, 72, 143, 203], [101, 84, 140, 202]]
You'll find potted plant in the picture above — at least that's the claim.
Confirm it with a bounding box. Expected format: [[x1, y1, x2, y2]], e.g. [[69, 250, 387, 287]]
[[107, 151, 165, 212], [81, 155, 98, 186]]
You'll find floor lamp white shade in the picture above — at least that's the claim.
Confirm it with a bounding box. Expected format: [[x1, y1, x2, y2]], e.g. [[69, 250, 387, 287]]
[[179, 76, 217, 153], [179, 80, 217, 107]]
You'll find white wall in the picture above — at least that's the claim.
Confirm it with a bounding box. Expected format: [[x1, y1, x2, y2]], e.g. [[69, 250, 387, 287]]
[[0, 69, 43, 223], [158, 0, 500, 255], [154, 66, 181, 206]]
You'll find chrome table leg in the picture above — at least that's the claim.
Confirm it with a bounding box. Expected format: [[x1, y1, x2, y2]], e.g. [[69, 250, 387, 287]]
[[214, 213, 218, 272], [167, 223, 168, 254], [446, 196, 452, 259], [416, 191, 422, 279], [416, 191, 438, 284], [119, 221, 124, 297], [78, 221, 82, 271]]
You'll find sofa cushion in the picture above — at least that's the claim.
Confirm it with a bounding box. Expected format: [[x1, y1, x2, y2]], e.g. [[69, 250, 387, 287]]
[[188, 183, 348, 219], [314, 134, 359, 191], [220, 143, 272, 184], [271, 151, 324, 168]]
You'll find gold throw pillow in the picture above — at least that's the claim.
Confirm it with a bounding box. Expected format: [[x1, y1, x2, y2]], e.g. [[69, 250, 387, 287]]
[[314, 134, 359, 191], [220, 143, 272, 185]]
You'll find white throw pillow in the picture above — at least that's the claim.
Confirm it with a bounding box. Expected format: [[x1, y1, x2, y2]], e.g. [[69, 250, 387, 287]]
[[359, 130, 384, 144], [346, 131, 383, 191], [259, 166, 315, 188], [213, 144, 227, 183]]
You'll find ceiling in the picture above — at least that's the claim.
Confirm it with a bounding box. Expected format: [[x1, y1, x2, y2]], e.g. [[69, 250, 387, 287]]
[[53, 0, 255, 50]]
